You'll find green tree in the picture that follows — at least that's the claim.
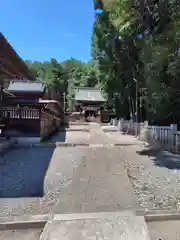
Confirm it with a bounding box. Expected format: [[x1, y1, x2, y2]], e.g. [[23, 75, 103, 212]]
[[92, 0, 180, 124]]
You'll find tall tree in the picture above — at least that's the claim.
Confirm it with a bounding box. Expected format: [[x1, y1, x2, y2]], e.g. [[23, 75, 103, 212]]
[[92, 0, 180, 124]]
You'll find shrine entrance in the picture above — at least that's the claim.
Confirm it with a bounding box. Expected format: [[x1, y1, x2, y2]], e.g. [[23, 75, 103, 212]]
[[84, 109, 97, 118], [83, 107, 98, 122]]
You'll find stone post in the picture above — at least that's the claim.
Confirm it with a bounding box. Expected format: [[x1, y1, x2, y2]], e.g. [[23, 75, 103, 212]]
[[0, 84, 4, 124], [118, 118, 124, 131], [170, 124, 177, 149], [127, 119, 133, 134], [139, 121, 149, 146], [112, 118, 117, 126], [144, 121, 149, 145]]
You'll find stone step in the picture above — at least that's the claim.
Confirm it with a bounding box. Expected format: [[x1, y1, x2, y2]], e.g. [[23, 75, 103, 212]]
[[39, 212, 150, 240]]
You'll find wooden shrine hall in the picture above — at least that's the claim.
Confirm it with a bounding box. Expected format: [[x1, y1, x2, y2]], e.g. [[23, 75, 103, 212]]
[[3, 80, 64, 140], [0, 33, 64, 141]]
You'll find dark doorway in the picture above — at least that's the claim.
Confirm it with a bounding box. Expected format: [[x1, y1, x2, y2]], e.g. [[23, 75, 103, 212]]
[[84, 109, 97, 121]]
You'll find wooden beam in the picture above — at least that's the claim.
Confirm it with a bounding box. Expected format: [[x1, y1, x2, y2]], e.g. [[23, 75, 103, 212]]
[[0, 33, 35, 80]]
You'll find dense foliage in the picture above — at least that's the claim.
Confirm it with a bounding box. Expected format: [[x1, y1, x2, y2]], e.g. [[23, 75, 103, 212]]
[[92, 0, 180, 125], [25, 58, 100, 109], [25, 58, 100, 90]]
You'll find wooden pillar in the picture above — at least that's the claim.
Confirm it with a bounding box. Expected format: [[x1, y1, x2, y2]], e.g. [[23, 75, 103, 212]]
[[0, 77, 4, 124]]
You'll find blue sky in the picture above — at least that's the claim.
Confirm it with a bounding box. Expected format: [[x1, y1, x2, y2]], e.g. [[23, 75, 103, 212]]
[[0, 0, 95, 62]]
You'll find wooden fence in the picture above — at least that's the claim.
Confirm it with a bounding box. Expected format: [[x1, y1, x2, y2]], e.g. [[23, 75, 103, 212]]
[[3, 107, 40, 119], [111, 118, 180, 153]]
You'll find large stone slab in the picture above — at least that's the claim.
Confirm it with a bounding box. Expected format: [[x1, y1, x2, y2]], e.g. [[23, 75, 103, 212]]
[[66, 131, 90, 144], [53, 148, 139, 214], [54, 147, 139, 214], [0, 229, 42, 240], [40, 212, 150, 240], [147, 220, 180, 240]]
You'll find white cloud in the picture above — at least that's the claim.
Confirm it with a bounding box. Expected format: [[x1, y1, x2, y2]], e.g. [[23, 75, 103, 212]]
[[66, 32, 76, 37]]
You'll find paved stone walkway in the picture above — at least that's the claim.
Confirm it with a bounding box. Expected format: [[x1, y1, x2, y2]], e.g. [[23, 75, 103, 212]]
[[54, 124, 139, 214], [40, 212, 150, 240], [0, 123, 151, 239], [0, 123, 140, 217], [89, 123, 112, 144]]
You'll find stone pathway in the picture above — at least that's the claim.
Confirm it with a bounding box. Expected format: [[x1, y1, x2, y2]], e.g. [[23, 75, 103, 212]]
[[54, 124, 139, 214], [147, 220, 180, 240], [40, 212, 150, 240], [0, 123, 152, 239], [89, 123, 112, 144], [47, 124, 150, 239], [0, 229, 42, 240]]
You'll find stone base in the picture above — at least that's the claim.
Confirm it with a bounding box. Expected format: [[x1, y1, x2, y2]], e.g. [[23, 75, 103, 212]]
[[40, 212, 150, 240]]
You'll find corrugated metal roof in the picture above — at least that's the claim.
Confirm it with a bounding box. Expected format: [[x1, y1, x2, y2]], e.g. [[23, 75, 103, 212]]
[[74, 87, 105, 102], [7, 80, 45, 92]]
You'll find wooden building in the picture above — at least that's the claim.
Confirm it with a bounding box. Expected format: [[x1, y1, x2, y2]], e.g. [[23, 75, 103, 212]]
[[74, 87, 107, 122], [0, 33, 64, 141], [0, 32, 35, 81], [3, 80, 64, 141], [0, 32, 36, 135]]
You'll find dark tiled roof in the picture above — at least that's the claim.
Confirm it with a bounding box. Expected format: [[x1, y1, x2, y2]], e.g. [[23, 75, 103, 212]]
[[7, 80, 44, 92], [74, 87, 105, 102]]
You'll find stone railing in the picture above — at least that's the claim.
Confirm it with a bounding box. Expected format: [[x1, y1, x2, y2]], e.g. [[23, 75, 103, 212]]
[[110, 118, 180, 153]]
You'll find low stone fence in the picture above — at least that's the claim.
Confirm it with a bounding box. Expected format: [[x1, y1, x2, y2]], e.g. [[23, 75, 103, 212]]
[[110, 118, 180, 153]]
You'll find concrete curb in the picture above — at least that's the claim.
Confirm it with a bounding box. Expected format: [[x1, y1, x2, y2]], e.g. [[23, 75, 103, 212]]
[[1, 210, 180, 231], [68, 123, 90, 126], [136, 209, 180, 222], [0, 214, 50, 230], [13, 142, 142, 148], [89, 144, 115, 148], [16, 142, 90, 148], [53, 211, 136, 221], [145, 213, 180, 222], [102, 129, 119, 132], [114, 143, 141, 146], [56, 142, 90, 147], [11, 142, 127, 148], [15, 142, 56, 148], [55, 143, 117, 148], [64, 129, 89, 132]]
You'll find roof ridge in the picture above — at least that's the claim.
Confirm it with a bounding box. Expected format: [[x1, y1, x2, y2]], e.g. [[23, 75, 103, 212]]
[[75, 87, 102, 91], [11, 80, 43, 84]]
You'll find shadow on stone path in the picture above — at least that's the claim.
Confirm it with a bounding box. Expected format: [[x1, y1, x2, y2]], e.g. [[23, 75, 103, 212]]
[[0, 147, 54, 198]]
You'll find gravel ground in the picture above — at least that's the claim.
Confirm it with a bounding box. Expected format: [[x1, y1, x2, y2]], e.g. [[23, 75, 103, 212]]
[[0, 147, 84, 217], [122, 145, 180, 210]]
